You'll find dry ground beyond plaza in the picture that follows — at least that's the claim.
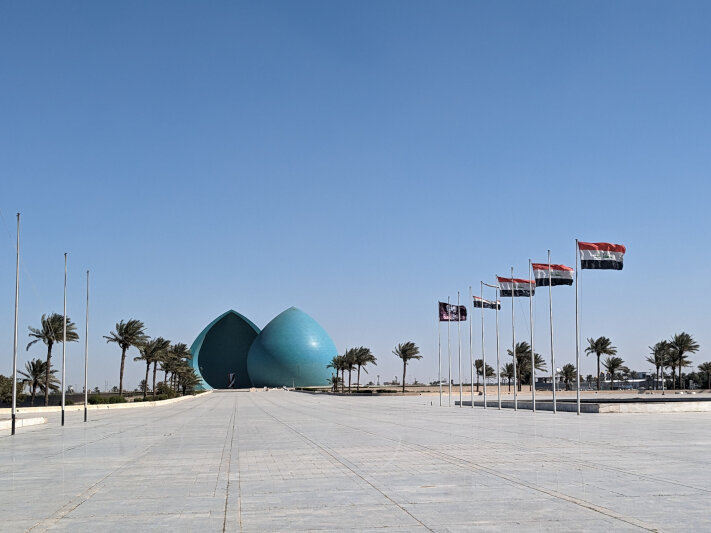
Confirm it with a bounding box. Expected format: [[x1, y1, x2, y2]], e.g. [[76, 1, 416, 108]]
[[2, 390, 710, 532]]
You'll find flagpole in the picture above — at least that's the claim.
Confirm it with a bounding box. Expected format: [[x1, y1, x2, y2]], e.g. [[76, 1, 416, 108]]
[[481, 281, 486, 409], [575, 239, 581, 416], [11, 213, 20, 436], [61, 252, 67, 427], [529, 259, 535, 412], [469, 286, 474, 408], [458, 291, 462, 407], [438, 311, 442, 407], [496, 285, 501, 410], [511, 266, 517, 411], [84, 270, 89, 422], [447, 296, 451, 407], [548, 250, 557, 414]]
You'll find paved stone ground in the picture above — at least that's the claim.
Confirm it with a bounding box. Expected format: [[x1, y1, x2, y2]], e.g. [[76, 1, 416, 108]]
[[2, 390, 710, 532]]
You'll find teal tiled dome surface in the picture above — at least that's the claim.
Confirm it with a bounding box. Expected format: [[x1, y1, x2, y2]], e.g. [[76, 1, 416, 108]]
[[246, 307, 337, 388]]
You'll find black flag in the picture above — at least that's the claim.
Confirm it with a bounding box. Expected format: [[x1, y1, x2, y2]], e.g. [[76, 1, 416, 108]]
[[439, 302, 467, 321]]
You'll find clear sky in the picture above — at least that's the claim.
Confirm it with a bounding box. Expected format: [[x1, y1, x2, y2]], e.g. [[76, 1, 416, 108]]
[[1, 1, 710, 391]]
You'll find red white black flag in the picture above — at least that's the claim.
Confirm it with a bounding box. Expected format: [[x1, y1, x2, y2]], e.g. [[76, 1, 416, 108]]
[[578, 242, 626, 270], [439, 302, 467, 321], [473, 296, 501, 310], [496, 277, 535, 297], [532, 263, 574, 287]]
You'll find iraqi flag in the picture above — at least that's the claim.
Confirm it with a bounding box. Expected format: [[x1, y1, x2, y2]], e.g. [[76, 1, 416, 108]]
[[532, 263, 574, 287], [473, 296, 501, 310], [578, 242, 626, 270], [439, 302, 467, 321], [496, 277, 535, 297]]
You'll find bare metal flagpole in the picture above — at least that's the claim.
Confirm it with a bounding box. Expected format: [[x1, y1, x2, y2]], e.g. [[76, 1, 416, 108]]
[[438, 307, 442, 407], [61, 253, 67, 427], [11, 213, 20, 436], [458, 291, 462, 407], [481, 281, 486, 409], [548, 250, 557, 414], [575, 239, 581, 415], [529, 259, 535, 412], [84, 270, 89, 422], [511, 266, 517, 411], [447, 296, 451, 407], [469, 286, 474, 408], [496, 284, 501, 410]]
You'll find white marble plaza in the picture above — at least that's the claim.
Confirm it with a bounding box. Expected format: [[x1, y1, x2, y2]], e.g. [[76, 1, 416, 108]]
[[2, 390, 709, 532]]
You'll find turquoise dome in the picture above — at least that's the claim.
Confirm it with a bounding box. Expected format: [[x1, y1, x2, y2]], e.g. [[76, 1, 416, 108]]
[[247, 307, 336, 387]]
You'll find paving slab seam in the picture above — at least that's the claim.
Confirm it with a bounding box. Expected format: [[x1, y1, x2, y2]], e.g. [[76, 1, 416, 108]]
[[214, 394, 236, 496], [221, 399, 239, 533], [248, 394, 435, 533], [258, 394, 659, 532]]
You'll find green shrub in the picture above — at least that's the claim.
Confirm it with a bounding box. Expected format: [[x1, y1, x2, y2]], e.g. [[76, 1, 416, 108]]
[[155, 383, 177, 398], [88, 395, 127, 405]]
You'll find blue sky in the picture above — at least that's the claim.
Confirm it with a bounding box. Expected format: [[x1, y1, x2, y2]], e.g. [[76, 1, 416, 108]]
[[1, 1, 710, 390]]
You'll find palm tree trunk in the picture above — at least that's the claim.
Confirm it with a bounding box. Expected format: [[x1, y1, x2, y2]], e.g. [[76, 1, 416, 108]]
[[356, 365, 361, 392], [476, 371, 480, 392], [31, 385, 36, 406], [144, 362, 150, 398], [402, 360, 406, 393], [164, 370, 168, 385], [518, 367, 522, 392], [119, 345, 127, 396], [348, 370, 352, 392], [152, 362, 158, 398], [44, 342, 53, 406], [508, 378, 511, 392], [596, 354, 601, 391]]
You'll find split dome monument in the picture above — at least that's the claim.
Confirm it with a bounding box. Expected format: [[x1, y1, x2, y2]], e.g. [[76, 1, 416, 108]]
[[190, 307, 337, 389]]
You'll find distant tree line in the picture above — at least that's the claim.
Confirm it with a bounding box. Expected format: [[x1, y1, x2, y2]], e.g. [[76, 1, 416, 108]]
[[4, 313, 201, 405]]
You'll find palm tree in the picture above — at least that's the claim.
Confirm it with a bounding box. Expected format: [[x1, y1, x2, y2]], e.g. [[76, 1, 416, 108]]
[[327, 374, 341, 392], [134, 337, 170, 398], [603, 356, 625, 390], [561, 363, 577, 391], [698, 362, 711, 390], [352, 347, 377, 391], [501, 363, 515, 392], [646, 341, 670, 390], [104, 319, 147, 396], [326, 355, 343, 392], [474, 359, 495, 392], [392, 341, 422, 393], [506, 342, 546, 391], [151, 338, 170, 397], [162, 343, 189, 385], [342, 349, 357, 392], [27, 313, 80, 406], [585, 337, 617, 391], [171, 360, 200, 395], [18, 358, 59, 406], [669, 332, 700, 390]]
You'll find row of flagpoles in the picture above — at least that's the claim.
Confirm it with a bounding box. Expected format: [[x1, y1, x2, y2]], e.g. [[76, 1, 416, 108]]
[[437, 240, 626, 415], [8, 213, 91, 435]]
